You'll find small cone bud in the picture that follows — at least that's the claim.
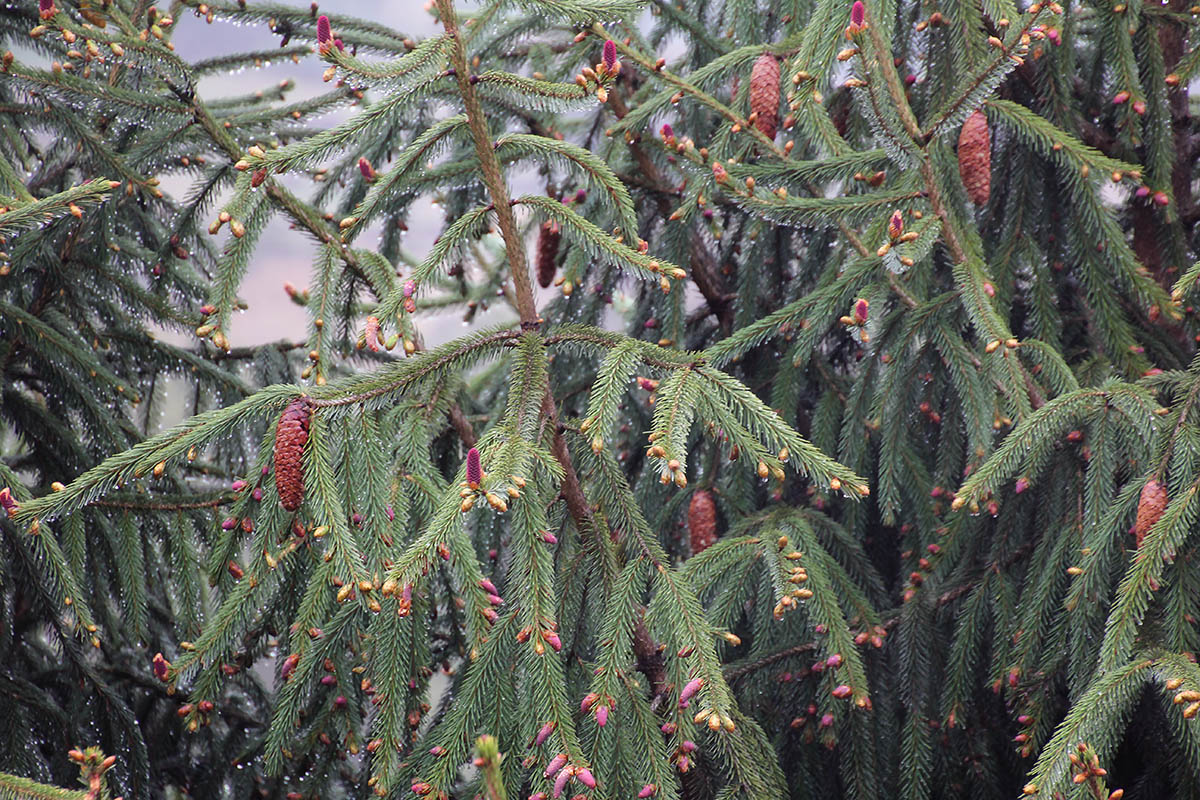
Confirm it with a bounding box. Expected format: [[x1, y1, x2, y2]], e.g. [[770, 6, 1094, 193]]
[[358, 157, 375, 181], [316, 15, 332, 52], [364, 315, 382, 352], [853, 298, 869, 325], [602, 39, 617, 72], [466, 447, 483, 489], [153, 652, 170, 682]]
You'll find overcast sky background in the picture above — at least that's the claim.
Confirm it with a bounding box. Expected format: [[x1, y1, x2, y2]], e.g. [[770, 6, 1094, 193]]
[[170, 2, 475, 348]]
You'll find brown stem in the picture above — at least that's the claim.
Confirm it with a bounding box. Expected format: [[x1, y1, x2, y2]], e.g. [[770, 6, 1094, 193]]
[[435, 19, 691, 795], [91, 495, 232, 511], [435, 0, 538, 326], [308, 330, 524, 408]]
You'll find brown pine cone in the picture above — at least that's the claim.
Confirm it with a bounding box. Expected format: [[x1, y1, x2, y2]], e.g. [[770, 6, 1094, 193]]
[[750, 54, 780, 141], [688, 489, 718, 555], [536, 220, 561, 289], [274, 397, 312, 512], [957, 110, 991, 206], [1134, 479, 1167, 547]]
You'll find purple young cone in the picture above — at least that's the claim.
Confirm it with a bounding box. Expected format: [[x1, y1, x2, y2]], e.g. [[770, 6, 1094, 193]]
[[316, 15, 332, 46], [466, 447, 482, 487], [851, 0, 865, 27], [603, 39, 617, 71], [552, 769, 570, 799], [543, 753, 568, 778]]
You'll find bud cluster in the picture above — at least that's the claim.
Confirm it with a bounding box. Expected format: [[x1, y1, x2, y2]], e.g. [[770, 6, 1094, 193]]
[[772, 537, 814, 619], [458, 447, 527, 515], [573, 39, 621, 104]]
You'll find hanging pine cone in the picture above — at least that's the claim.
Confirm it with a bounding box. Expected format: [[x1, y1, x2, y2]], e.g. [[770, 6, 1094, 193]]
[[750, 54, 780, 141], [536, 220, 561, 289], [957, 110, 991, 206], [1134, 479, 1167, 547], [274, 397, 312, 512], [688, 489, 718, 555]]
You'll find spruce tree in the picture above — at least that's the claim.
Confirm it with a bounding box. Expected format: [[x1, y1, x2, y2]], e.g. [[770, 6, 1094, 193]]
[[1, 0, 1199, 798]]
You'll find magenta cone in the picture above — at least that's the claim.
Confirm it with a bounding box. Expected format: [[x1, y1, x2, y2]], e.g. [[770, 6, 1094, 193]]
[[466, 447, 482, 487]]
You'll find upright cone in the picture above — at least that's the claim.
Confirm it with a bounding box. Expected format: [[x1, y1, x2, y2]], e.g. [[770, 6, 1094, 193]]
[[688, 489, 718, 554], [957, 110, 991, 205], [750, 55, 780, 141], [274, 398, 312, 512], [1134, 479, 1167, 547]]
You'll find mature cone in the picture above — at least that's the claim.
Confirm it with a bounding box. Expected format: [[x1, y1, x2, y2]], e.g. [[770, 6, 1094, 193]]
[[536, 221, 561, 288], [688, 489, 718, 555], [750, 54, 780, 141], [957, 110, 991, 205], [274, 398, 312, 512], [1134, 479, 1167, 547]]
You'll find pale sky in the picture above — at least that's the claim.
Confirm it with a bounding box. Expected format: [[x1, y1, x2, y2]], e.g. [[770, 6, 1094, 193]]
[[172, 2, 472, 348]]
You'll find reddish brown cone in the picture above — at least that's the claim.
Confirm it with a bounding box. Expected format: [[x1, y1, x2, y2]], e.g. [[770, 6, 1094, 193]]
[[1134, 479, 1167, 547], [274, 398, 312, 512], [536, 220, 561, 288], [688, 489, 718, 555], [750, 55, 781, 141], [957, 110, 991, 206]]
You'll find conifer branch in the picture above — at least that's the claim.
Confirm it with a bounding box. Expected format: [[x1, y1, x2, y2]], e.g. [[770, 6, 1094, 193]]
[[434, 0, 537, 326]]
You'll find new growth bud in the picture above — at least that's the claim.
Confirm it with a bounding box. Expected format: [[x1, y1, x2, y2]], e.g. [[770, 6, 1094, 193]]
[[466, 447, 482, 489], [316, 15, 333, 52]]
